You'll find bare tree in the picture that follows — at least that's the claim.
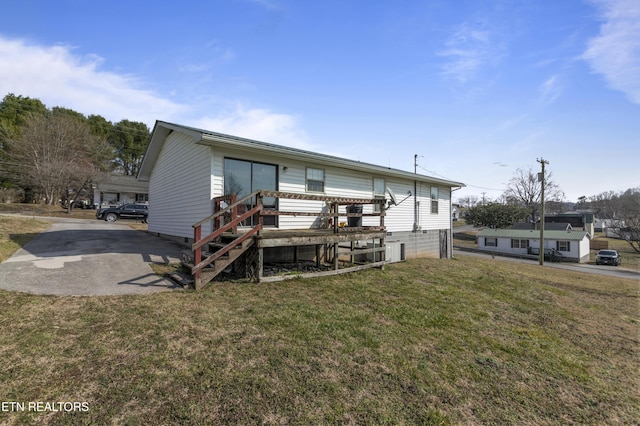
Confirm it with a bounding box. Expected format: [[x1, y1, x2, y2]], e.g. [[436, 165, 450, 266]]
[[590, 188, 640, 253], [503, 166, 564, 220], [458, 195, 479, 209], [6, 111, 111, 206]]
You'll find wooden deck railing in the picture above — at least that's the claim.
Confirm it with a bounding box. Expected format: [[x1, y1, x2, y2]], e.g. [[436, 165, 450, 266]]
[[190, 190, 388, 287]]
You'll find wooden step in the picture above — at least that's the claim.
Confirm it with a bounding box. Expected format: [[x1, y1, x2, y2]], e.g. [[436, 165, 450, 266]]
[[193, 238, 255, 289]]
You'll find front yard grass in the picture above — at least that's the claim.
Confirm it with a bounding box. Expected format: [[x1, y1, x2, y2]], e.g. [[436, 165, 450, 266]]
[[0, 246, 637, 424], [0, 203, 97, 220], [0, 215, 51, 262]]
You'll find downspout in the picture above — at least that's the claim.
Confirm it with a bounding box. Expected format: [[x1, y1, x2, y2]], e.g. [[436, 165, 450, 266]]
[[450, 186, 462, 258]]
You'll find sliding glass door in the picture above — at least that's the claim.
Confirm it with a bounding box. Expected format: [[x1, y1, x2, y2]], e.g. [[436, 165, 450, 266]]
[[224, 158, 277, 227]]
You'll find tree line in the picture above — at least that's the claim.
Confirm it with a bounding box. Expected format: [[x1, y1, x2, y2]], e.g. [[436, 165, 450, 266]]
[[0, 93, 150, 207]]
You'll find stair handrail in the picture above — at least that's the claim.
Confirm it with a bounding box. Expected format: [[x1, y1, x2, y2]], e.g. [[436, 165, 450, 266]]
[[192, 203, 262, 252], [192, 224, 262, 273], [193, 190, 260, 228]]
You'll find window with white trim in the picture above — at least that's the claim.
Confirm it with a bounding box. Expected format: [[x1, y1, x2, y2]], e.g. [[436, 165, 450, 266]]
[[485, 237, 497, 247], [511, 239, 529, 249], [306, 167, 325, 192], [430, 186, 439, 214], [557, 241, 570, 251], [373, 178, 385, 212]]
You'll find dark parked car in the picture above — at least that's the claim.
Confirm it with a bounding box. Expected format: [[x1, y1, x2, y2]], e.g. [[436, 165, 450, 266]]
[[96, 203, 148, 223], [595, 249, 621, 266]]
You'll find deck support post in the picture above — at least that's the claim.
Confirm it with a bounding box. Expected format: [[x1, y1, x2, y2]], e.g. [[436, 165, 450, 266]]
[[257, 248, 264, 283], [315, 244, 321, 268], [350, 240, 355, 264], [194, 225, 202, 289], [333, 242, 338, 270]]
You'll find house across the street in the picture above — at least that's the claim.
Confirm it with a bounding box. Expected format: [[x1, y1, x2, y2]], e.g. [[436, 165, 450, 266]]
[[93, 174, 148, 208], [477, 228, 591, 263], [137, 121, 465, 286]]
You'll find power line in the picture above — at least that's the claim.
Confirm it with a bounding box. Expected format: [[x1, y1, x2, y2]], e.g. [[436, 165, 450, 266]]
[[415, 163, 506, 192]]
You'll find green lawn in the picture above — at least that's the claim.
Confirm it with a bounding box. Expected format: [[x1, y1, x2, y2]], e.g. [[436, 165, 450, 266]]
[[1, 248, 637, 424]]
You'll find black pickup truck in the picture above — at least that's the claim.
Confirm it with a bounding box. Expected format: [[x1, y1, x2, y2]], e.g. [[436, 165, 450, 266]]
[[96, 203, 148, 223]]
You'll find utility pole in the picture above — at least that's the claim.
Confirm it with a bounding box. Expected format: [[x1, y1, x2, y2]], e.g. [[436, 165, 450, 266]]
[[537, 158, 549, 266]]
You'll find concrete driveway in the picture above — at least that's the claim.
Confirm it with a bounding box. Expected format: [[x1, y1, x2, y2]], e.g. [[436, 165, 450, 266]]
[[0, 218, 186, 296]]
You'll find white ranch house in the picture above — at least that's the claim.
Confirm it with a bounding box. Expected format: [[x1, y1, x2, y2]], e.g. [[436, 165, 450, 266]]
[[477, 228, 592, 263], [137, 121, 465, 286], [93, 175, 148, 208]]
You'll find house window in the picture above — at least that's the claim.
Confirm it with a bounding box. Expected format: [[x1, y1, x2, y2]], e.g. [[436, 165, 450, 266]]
[[485, 237, 497, 247], [557, 241, 570, 251], [373, 178, 385, 212], [431, 187, 439, 214], [511, 239, 529, 249], [306, 167, 325, 192]]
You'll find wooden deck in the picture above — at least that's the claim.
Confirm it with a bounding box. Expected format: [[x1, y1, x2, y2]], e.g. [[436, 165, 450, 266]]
[[234, 227, 386, 248], [188, 191, 389, 288]]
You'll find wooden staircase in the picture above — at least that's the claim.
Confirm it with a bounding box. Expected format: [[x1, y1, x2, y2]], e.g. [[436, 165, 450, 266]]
[[192, 237, 255, 285], [185, 192, 263, 289]]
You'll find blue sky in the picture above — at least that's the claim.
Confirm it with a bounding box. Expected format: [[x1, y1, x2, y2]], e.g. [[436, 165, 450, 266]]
[[1, 0, 638, 203]]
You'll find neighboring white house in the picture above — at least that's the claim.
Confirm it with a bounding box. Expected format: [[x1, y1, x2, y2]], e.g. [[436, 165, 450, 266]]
[[93, 174, 148, 208], [137, 121, 465, 260], [477, 228, 591, 263]]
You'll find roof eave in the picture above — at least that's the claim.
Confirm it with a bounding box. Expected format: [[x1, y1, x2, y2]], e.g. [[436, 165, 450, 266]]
[[198, 132, 465, 188], [138, 121, 203, 181], [138, 120, 466, 188]]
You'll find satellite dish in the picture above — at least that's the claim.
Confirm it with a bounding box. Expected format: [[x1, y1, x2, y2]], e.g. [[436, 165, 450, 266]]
[[385, 187, 412, 210], [386, 186, 398, 206]]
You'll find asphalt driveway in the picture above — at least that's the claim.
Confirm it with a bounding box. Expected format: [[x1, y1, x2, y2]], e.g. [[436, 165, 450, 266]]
[[0, 218, 185, 296]]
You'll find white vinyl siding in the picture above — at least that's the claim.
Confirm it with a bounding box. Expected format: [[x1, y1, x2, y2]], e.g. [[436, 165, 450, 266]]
[[150, 132, 457, 236], [148, 132, 213, 238], [416, 183, 450, 230]]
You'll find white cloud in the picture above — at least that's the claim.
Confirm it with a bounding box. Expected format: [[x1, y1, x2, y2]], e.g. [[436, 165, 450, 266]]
[[190, 105, 314, 150], [538, 75, 562, 105], [438, 21, 501, 83], [583, 0, 640, 104], [0, 35, 312, 150], [0, 36, 188, 126]]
